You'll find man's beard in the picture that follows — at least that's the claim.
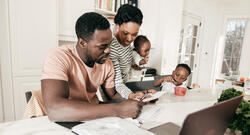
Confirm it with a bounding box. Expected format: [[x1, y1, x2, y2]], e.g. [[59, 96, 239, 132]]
[[96, 55, 108, 64], [96, 59, 106, 64]]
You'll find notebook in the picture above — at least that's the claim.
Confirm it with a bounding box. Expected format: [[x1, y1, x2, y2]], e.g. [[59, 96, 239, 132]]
[[148, 96, 243, 135]]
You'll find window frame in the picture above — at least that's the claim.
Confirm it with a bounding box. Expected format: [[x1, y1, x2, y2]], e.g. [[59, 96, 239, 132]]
[[219, 16, 249, 79]]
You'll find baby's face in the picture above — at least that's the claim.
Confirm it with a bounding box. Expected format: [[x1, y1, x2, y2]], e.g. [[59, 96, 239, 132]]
[[172, 67, 189, 85], [138, 41, 151, 57]]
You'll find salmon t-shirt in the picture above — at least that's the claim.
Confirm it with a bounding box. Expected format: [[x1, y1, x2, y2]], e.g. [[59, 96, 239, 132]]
[[42, 45, 115, 104]]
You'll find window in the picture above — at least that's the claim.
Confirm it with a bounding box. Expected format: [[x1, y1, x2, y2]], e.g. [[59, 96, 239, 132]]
[[221, 19, 248, 76]]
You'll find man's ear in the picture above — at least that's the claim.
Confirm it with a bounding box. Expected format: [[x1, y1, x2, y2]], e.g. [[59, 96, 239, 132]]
[[79, 38, 87, 48]]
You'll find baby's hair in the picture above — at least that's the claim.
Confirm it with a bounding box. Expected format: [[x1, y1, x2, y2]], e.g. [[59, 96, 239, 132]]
[[176, 63, 191, 75], [133, 35, 149, 50]]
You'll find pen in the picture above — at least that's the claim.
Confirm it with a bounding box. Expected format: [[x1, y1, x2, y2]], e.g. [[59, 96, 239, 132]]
[[140, 90, 150, 101]]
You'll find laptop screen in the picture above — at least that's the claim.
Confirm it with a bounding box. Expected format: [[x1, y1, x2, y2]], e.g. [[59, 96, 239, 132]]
[[149, 96, 243, 135], [179, 96, 243, 135]]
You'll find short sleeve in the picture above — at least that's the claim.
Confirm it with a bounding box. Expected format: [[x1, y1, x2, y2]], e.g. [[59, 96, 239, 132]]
[[41, 48, 69, 81], [103, 59, 115, 88]]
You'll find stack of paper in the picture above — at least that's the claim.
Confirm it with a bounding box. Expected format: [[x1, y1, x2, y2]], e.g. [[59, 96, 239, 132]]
[[72, 117, 155, 135], [142, 91, 166, 102]]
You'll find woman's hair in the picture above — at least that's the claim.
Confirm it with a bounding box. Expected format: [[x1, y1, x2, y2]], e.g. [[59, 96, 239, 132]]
[[114, 4, 143, 25], [133, 35, 149, 50], [75, 12, 110, 41]]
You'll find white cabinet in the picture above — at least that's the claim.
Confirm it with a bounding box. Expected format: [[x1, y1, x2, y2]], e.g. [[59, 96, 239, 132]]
[[0, 77, 3, 122], [140, 0, 183, 75], [58, 0, 139, 42], [58, 0, 95, 41], [0, 0, 57, 121]]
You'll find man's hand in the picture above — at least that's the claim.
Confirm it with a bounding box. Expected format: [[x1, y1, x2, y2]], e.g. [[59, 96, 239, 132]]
[[115, 99, 144, 118]]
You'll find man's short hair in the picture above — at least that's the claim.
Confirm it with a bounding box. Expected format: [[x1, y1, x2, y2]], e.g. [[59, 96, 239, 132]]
[[75, 12, 110, 41], [134, 35, 149, 49], [176, 63, 191, 75], [114, 4, 143, 25]]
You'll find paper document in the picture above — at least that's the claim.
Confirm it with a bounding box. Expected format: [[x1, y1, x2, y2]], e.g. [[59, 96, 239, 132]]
[[72, 117, 155, 135], [137, 105, 161, 123], [142, 77, 155, 81], [143, 91, 166, 102]]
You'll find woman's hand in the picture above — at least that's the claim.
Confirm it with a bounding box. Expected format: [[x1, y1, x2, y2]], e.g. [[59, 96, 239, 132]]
[[129, 91, 144, 100], [129, 89, 157, 100]]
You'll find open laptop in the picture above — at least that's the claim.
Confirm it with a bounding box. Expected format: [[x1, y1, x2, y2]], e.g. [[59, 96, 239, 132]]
[[149, 96, 243, 135]]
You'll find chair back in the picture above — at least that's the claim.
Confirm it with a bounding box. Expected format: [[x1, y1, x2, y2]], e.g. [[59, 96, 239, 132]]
[[25, 91, 32, 103]]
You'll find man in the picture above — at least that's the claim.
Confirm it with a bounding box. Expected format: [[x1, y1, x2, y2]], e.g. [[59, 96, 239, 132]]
[[41, 12, 142, 122]]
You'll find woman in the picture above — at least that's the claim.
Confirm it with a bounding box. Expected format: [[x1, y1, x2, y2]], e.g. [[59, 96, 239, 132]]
[[109, 4, 155, 99]]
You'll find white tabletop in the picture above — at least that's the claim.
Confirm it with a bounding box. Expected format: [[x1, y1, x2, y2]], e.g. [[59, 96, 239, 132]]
[[141, 88, 218, 129], [0, 88, 219, 135]]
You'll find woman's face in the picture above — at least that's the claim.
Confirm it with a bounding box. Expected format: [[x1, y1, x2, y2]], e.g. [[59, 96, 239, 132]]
[[115, 22, 140, 47]]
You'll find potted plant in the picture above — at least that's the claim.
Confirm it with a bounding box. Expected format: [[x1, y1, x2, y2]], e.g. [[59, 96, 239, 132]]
[[217, 88, 250, 135]]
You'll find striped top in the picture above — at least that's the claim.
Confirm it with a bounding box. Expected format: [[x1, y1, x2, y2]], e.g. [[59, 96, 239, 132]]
[[109, 36, 133, 98]]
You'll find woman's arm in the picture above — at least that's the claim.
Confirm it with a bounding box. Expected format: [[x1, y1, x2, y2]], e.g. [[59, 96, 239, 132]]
[[109, 40, 133, 99]]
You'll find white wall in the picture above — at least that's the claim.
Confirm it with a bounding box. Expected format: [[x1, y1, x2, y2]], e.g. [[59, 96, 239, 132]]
[[0, 0, 15, 121], [0, 0, 58, 121], [183, 0, 225, 87], [222, 0, 250, 78], [159, 0, 184, 75], [0, 0, 6, 123], [183, 0, 250, 87], [141, 0, 184, 75], [0, 79, 2, 122], [0, 63, 3, 122], [140, 0, 162, 73]]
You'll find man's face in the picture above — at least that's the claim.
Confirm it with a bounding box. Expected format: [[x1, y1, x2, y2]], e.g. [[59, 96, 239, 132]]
[[86, 29, 112, 64], [172, 67, 189, 85], [138, 41, 151, 57], [116, 22, 140, 47]]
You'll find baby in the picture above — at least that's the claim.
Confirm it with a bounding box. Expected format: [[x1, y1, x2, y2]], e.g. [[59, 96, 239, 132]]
[[132, 35, 151, 70], [154, 64, 191, 95]]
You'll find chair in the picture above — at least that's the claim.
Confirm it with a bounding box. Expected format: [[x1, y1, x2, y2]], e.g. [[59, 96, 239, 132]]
[[23, 90, 46, 119], [25, 91, 32, 103]]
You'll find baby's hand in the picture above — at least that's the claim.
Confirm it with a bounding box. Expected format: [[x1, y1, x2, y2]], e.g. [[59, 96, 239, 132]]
[[163, 76, 174, 82], [144, 56, 149, 64]]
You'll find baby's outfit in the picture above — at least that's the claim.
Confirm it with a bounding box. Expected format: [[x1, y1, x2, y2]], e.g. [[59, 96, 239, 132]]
[[161, 81, 186, 94], [132, 50, 145, 68]]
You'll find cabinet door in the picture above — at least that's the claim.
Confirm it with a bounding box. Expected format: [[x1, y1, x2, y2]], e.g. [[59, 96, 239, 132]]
[[0, 77, 3, 122], [59, 0, 94, 41], [6, 0, 57, 120], [178, 13, 202, 87]]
